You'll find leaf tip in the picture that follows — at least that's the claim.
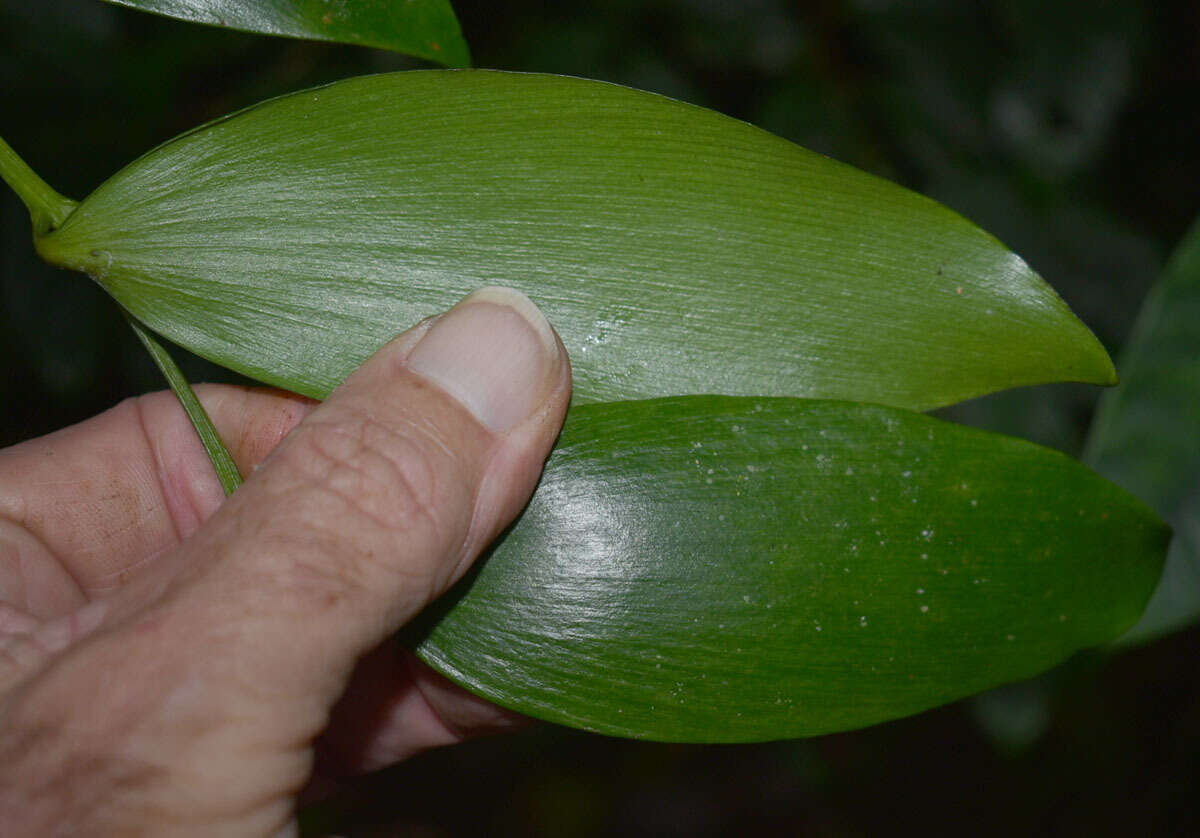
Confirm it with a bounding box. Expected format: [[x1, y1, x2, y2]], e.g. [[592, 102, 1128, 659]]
[[1041, 293, 1120, 390], [1091, 342, 1120, 388]]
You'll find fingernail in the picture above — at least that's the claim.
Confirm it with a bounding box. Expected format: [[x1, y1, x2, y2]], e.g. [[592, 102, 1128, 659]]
[[407, 287, 562, 432]]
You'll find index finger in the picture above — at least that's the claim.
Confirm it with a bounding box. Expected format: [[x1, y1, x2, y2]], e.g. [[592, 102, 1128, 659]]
[[0, 385, 314, 608]]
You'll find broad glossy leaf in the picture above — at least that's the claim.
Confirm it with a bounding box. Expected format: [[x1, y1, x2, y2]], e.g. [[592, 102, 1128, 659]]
[[412, 397, 1167, 742], [37, 71, 1113, 411], [1086, 218, 1200, 645], [99, 0, 470, 67]]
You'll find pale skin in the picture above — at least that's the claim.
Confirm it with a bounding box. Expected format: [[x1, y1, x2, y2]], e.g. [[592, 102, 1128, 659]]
[[0, 287, 571, 835]]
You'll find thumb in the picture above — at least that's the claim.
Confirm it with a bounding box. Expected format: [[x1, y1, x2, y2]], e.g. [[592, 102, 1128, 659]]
[[0, 287, 571, 837], [158, 285, 571, 704]]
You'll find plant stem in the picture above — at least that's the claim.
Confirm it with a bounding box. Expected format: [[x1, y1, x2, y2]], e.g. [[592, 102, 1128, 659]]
[[0, 134, 78, 234], [125, 311, 243, 497]]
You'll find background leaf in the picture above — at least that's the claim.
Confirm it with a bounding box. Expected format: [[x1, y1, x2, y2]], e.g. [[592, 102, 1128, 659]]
[[1086, 218, 1200, 644], [413, 396, 1167, 742], [99, 0, 470, 67], [37, 70, 1113, 413]]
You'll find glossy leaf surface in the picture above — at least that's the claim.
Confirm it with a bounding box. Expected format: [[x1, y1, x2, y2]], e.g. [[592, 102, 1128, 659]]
[[99, 0, 470, 67], [413, 397, 1167, 742], [37, 71, 1113, 411], [1086, 218, 1200, 644]]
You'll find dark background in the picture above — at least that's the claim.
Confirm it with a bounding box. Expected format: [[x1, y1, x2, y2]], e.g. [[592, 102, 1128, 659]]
[[2, 1, 1198, 834]]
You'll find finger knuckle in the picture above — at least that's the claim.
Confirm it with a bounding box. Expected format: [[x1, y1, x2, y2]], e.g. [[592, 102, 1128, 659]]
[[256, 405, 473, 602]]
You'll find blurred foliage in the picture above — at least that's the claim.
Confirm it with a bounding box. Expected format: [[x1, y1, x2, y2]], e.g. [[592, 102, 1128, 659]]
[[2, 0, 1198, 834], [1086, 218, 1200, 645]]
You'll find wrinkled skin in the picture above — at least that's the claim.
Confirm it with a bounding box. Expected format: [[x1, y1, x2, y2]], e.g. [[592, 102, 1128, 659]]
[[0, 289, 571, 836]]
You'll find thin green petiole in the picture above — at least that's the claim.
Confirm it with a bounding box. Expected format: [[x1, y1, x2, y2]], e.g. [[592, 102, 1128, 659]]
[[0, 134, 78, 235], [124, 311, 243, 497]]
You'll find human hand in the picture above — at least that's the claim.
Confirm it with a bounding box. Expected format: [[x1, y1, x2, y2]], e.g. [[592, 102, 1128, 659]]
[[0, 287, 571, 836]]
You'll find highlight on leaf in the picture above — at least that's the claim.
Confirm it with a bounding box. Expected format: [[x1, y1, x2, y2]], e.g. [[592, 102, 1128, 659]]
[[412, 397, 1168, 741]]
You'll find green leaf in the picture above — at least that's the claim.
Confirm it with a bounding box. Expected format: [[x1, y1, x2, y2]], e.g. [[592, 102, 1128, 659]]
[[415, 396, 1171, 739], [98, 0, 470, 67], [36, 71, 1113, 412], [1085, 218, 1200, 645], [412, 396, 1167, 742]]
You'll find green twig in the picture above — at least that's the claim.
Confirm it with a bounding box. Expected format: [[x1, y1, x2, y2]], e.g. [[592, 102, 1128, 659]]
[[125, 311, 243, 496], [0, 134, 78, 234]]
